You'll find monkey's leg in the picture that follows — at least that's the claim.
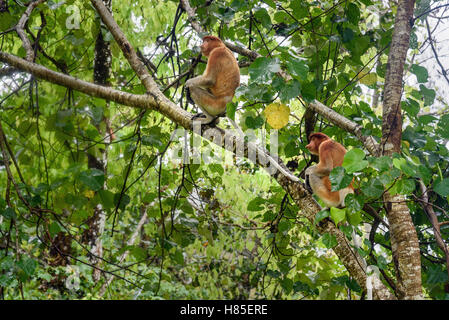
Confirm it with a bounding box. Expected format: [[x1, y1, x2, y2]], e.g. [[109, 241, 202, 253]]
[[189, 87, 226, 125]]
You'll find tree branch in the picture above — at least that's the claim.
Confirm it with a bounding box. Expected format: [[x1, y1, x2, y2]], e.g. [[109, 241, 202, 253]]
[[15, 0, 45, 62]]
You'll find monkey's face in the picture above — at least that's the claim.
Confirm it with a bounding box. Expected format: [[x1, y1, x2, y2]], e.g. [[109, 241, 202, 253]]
[[305, 138, 320, 155], [200, 40, 209, 56], [200, 39, 213, 57], [200, 38, 221, 57]]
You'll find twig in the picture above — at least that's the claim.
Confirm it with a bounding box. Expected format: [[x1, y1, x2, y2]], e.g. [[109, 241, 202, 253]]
[[15, 0, 45, 62], [417, 180, 449, 282]]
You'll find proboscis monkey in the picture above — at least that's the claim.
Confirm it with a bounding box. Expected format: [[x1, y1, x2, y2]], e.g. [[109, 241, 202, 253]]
[[305, 132, 354, 208], [185, 35, 240, 124]]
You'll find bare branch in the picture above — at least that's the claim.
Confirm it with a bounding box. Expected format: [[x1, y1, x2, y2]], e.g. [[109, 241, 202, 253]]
[[15, 0, 45, 62], [417, 180, 449, 282], [425, 18, 449, 86]]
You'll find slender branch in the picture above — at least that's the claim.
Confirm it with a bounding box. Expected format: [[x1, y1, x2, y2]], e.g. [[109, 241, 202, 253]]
[[414, 3, 449, 21], [15, 0, 45, 62], [417, 180, 449, 282], [425, 18, 449, 86]]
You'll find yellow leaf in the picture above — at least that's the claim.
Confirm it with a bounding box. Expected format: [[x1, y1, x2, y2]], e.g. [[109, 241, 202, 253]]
[[84, 190, 95, 199], [359, 73, 377, 86], [263, 103, 290, 129]]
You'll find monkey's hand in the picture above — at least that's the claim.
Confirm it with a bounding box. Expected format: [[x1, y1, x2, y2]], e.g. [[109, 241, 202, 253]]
[[186, 76, 214, 89], [185, 78, 195, 88], [191, 113, 207, 120]]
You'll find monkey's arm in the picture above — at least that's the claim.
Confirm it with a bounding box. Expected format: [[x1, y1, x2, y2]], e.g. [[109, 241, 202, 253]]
[[185, 75, 215, 89], [186, 50, 222, 89]]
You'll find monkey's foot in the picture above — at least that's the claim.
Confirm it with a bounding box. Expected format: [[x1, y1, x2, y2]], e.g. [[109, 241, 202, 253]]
[[192, 113, 207, 120], [191, 113, 220, 126]]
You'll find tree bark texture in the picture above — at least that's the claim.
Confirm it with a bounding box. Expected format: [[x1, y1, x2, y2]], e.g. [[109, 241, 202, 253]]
[[381, 0, 422, 300]]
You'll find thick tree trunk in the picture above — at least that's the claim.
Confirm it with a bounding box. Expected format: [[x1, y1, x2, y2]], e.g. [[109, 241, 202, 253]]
[[381, 0, 422, 299]]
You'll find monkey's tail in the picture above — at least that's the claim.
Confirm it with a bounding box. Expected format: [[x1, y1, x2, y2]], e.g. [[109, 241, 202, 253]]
[[226, 117, 300, 182]]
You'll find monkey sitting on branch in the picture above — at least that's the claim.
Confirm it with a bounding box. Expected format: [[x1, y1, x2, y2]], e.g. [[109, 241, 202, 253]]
[[185, 35, 240, 125]]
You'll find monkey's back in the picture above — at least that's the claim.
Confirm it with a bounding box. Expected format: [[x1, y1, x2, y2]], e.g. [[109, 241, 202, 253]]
[[319, 139, 347, 168], [207, 46, 240, 99]]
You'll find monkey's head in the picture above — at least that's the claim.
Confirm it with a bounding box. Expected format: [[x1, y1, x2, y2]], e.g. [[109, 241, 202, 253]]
[[200, 35, 224, 57], [305, 132, 330, 155]]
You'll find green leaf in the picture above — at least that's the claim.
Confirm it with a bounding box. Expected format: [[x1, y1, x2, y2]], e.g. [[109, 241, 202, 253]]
[[279, 79, 301, 102], [254, 8, 271, 29], [18, 258, 37, 277], [172, 249, 185, 266], [343, 194, 361, 212], [395, 178, 416, 195], [130, 246, 147, 260], [361, 179, 384, 198], [347, 210, 363, 226], [79, 169, 104, 191], [346, 3, 360, 25], [392, 158, 417, 176], [209, 163, 224, 176], [285, 58, 309, 81], [114, 193, 131, 211], [0, 12, 14, 32], [329, 167, 353, 191], [411, 64, 428, 83], [341, 28, 355, 43], [403, 98, 420, 117], [409, 31, 418, 49], [1, 207, 16, 219], [417, 165, 432, 185], [289, 0, 308, 19], [98, 189, 115, 209], [278, 220, 291, 232], [49, 222, 63, 237], [245, 115, 264, 129], [247, 197, 266, 211], [419, 84, 435, 106], [281, 277, 293, 294], [300, 81, 316, 102], [315, 209, 330, 225], [249, 57, 281, 84], [141, 127, 165, 150], [226, 102, 237, 121], [434, 178, 449, 197], [321, 233, 337, 248], [437, 114, 449, 139], [370, 156, 392, 172], [342, 148, 368, 173], [330, 207, 346, 226], [263, 0, 276, 9], [284, 141, 300, 158]]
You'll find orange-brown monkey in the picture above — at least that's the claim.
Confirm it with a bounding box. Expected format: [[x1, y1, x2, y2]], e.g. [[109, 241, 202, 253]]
[[305, 132, 354, 208], [185, 35, 240, 124]]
